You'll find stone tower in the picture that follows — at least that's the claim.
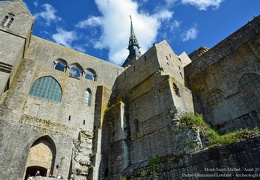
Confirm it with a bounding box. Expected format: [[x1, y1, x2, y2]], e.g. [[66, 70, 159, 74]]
[[0, 0, 34, 102]]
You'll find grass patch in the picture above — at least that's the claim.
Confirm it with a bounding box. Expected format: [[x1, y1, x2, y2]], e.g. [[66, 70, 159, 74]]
[[187, 141, 197, 148], [179, 112, 260, 147]]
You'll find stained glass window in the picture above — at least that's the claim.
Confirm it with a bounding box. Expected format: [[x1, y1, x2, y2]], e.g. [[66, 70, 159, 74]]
[[69, 66, 81, 79], [238, 73, 260, 92], [29, 76, 62, 102]]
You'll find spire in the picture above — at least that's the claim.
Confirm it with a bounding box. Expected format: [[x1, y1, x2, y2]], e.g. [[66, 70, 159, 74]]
[[128, 15, 140, 50], [122, 15, 142, 67]]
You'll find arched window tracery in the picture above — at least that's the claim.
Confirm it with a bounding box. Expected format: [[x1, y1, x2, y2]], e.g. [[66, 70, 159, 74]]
[[29, 76, 62, 102]]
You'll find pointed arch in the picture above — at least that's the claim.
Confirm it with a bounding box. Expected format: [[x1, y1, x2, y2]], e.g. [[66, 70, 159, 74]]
[[24, 135, 56, 179], [84, 88, 92, 106], [68, 63, 83, 79], [29, 76, 62, 102], [85, 68, 97, 81], [238, 73, 260, 92]]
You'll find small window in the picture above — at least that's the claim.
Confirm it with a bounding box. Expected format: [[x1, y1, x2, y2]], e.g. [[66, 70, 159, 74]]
[[1, 14, 14, 28], [69, 66, 82, 79], [133, 119, 139, 133], [85, 69, 96, 81], [238, 73, 260, 92], [85, 71, 95, 81], [84, 89, 91, 106], [180, 72, 183, 79], [206, 91, 224, 107], [6, 18, 14, 28], [1, 15, 8, 26], [173, 83, 180, 97], [54, 60, 67, 72]]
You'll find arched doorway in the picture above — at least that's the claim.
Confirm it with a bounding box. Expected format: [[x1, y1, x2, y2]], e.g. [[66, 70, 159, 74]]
[[24, 136, 56, 179], [25, 166, 47, 178]]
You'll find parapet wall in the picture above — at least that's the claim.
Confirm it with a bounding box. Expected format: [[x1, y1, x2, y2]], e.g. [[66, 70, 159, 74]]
[[185, 16, 260, 80]]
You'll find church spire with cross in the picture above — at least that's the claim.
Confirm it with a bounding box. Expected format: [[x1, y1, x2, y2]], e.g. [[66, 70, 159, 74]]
[[122, 15, 142, 68]]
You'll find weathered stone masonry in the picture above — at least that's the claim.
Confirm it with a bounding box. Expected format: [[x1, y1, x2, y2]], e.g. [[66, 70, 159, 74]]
[[0, 1, 260, 180]]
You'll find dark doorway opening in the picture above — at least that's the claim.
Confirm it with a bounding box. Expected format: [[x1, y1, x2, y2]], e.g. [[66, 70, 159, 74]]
[[25, 166, 47, 180]]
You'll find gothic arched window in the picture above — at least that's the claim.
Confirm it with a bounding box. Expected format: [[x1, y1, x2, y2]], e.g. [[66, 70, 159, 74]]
[[238, 73, 260, 92], [29, 76, 62, 102], [84, 89, 91, 106], [68, 65, 82, 79], [85, 69, 96, 81], [206, 90, 224, 107], [54, 59, 67, 72]]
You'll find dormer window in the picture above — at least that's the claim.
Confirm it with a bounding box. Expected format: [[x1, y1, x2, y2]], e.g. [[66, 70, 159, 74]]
[[1, 13, 15, 28]]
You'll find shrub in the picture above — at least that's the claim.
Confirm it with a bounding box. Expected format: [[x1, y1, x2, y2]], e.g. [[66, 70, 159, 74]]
[[179, 112, 260, 147]]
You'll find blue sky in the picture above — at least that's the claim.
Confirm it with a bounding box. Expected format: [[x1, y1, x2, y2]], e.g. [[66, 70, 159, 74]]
[[23, 0, 260, 65]]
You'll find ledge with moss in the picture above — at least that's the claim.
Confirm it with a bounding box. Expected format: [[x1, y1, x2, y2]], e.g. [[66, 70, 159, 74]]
[[179, 112, 260, 148]]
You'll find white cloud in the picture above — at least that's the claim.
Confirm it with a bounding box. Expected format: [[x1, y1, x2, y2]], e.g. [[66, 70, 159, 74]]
[[52, 28, 78, 48], [75, 16, 102, 28], [181, 26, 198, 41], [174, 20, 181, 27], [165, 0, 178, 6], [76, 0, 173, 65], [181, 0, 224, 10], [34, 4, 62, 26], [33, 1, 38, 8]]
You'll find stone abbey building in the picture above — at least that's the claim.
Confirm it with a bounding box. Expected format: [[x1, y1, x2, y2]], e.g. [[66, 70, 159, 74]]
[[0, 0, 260, 179]]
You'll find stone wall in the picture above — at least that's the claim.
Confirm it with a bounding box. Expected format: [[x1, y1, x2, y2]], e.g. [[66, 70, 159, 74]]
[[105, 40, 196, 179], [0, 0, 34, 101], [185, 16, 260, 80], [184, 16, 260, 131], [109, 136, 260, 180]]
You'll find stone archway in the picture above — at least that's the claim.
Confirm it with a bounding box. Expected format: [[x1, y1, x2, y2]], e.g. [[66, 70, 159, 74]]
[[24, 136, 56, 179], [25, 166, 47, 178]]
